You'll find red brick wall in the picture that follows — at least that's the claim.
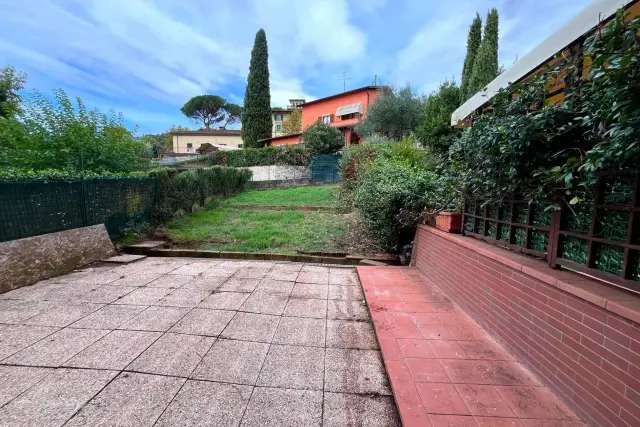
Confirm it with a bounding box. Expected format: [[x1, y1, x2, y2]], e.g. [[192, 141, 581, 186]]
[[414, 226, 640, 427]]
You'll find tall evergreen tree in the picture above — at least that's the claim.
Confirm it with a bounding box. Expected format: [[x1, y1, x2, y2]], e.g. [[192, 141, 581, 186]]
[[467, 8, 500, 99], [242, 29, 272, 148], [460, 13, 482, 103]]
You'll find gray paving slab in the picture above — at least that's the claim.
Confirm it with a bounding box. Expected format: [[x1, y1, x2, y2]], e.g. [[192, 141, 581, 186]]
[[291, 282, 329, 299], [146, 274, 193, 288], [75, 284, 138, 304], [240, 387, 322, 427], [239, 291, 289, 315], [181, 275, 228, 291], [117, 306, 190, 331], [328, 284, 364, 300], [201, 266, 239, 277], [272, 316, 326, 347], [296, 271, 330, 285], [0, 300, 57, 324], [327, 300, 370, 321], [127, 332, 214, 377], [257, 344, 325, 390], [108, 272, 163, 287], [326, 319, 378, 349], [70, 304, 148, 329], [323, 392, 401, 427], [233, 267, 271, 279], [199, 291, 249, 310], [169, 262, 216, 276], [114, 286, 171, 305], [155, 380, 253, 427], [283, 297, 327, 318], [220, 312, 280, 343], [217, 278, 261, 293], [132, 258, 190, 274], [64, 372, 184, 427], [70, 269, 125, 285], [23, 302, 104, 327], [2, 327, 109, 367], [324, 348, 392, 395], [265, 269, 300, 281], [156, 288, 213, 307], [254, 278, 295, 295], [0, 368, 117, 427], [169, 308, 235, 336], [192, 338, 269, 385], [0, 365, 53, 407], [0, 324, 59, 360], [102, 254, 147, 264], [64, 330, 161, 370]]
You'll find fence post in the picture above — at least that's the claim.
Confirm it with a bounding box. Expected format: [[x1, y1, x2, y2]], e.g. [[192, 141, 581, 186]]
[[548, 209, 562, 268]]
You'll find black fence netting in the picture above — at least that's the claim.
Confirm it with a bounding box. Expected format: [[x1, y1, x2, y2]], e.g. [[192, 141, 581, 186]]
[[0, 178, 156, 242]]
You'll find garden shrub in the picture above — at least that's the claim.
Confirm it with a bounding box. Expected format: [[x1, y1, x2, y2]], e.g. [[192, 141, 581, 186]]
[[150, 166, 251, 224], [302, 122, 345, 155], [208, 145, 310, 167]]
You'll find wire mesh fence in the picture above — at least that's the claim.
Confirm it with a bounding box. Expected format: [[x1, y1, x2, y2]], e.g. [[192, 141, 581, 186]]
[[0, 178, 156, 242], [463, 173, 640, 293], [311, 154, 341, 183]]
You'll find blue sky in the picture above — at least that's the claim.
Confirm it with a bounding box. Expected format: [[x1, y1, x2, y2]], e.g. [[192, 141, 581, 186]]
[[0, 0, 591, 134]]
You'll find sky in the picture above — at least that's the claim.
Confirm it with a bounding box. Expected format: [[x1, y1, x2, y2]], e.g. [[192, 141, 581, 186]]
[[0, 0, 592, 134]]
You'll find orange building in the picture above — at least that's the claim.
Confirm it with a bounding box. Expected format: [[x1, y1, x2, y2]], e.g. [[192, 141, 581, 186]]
[[261, 86, 381, 147]]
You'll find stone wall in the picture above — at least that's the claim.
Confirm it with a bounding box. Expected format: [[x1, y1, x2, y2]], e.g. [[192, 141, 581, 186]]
[[247, 165, 310, 182], [0, 224, 115, 293]]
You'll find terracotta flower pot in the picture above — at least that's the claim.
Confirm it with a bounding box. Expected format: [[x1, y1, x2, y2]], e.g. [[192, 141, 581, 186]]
[[434, 212, 462, 233]]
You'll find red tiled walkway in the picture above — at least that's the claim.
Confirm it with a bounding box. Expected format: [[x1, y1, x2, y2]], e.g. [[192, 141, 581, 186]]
[[357, 266, 585, 427]]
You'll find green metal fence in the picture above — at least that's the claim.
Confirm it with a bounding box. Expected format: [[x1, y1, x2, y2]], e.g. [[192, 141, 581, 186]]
[[311, 154, 341, 183], [0, 178, 156, 242]]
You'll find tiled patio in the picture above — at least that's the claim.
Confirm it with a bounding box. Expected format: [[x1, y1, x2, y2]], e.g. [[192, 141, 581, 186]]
[[358, 266, 586, 427], [0, 258, 400, 427]]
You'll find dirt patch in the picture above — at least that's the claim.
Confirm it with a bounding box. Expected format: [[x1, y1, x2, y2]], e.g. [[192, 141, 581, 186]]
[[328, 213, 384, 256]]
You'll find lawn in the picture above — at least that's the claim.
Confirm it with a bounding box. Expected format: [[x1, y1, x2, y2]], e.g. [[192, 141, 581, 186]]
[[225, 185, 338, 207], [165, 207, 345, 254]]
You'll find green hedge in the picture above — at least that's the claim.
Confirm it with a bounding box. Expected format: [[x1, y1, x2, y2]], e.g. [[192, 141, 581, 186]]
[[208, 146, 310, 167], [150, 166, 252, 224], [0, 167, 150, 182]]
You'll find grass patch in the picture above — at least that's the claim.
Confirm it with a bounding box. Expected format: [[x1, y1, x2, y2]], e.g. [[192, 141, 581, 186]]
[[226, 185, 338, 207], [165, 207, 346, 254]]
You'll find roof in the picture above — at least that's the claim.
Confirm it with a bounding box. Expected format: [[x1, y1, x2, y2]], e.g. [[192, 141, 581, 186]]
[[171, 129, 242, 136], [451, 0, 633, 125], [258, 133, 303, 143], [302, 86, 382, 107]]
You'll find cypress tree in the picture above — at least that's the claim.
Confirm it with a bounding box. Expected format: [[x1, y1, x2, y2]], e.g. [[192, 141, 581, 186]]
[[467, 8, 500, 99], [460, 13, 482, 103], [242, 29, 272, 148]]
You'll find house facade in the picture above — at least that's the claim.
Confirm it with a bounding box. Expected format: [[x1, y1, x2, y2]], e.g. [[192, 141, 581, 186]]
[[171, 129, 243, 153], [272, 99, 305, 137], [261, 86, 380, 147]]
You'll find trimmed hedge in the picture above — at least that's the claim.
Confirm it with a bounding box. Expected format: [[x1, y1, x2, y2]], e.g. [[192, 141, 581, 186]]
[[150, 166, 252, 224], [0, 167, 149, 182], [208, 146, 310, 167]]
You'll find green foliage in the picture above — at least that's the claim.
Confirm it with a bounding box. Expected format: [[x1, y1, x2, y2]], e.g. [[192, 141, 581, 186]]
[[208, 145, 310, 167], [180, 95, 241, 130], [0, 88, 149, 173], [0, 167, 149, 182], [461, 13, 482, 102], [354, 160, 440, 251], [467, 8, 500, 98], [302, 121, 344, 155], [282, 109, 302, 134], [355, 85, 423, 140], [452, 10, 640, 207], [150, 166, 251, 224], [0, 65, 26, 119], [242, 29, 272, 148], [415, 80, 461, 155]]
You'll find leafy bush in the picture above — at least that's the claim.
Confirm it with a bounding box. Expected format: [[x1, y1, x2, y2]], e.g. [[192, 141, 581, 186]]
[[354, 160, 441, 251], [302, 121, 345, 155], [209, 145, 310, 167], [150, 166, 251, 224], [0, 167, 149, 182], [415, 80, 461, 155], [0, 88, 149, 173], [355, 85, 423, 140]]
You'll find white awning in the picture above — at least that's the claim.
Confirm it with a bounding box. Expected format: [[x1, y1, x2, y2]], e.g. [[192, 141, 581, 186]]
[[451, 0, 633, 125], [336, 102, 364, 116]]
